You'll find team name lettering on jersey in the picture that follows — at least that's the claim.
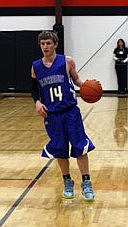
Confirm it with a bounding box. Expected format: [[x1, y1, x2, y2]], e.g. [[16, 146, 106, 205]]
[[39, 75, 64, 88]]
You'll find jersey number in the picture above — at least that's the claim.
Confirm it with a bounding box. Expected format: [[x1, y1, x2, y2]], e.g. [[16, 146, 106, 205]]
[[50, 86, 62, 102]]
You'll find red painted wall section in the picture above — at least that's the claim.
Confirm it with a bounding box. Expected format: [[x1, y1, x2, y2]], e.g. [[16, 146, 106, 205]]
[[0, 0, 55, 7], [0, 0, 128, 7], [63, 0, 128, 6]]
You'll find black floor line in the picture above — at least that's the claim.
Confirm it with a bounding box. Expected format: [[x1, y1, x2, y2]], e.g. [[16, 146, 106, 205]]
[[0, 107, 94, 226], [82, 106, 94, 122], [0, 159, 53, 226], [0, 179, 32, 181]]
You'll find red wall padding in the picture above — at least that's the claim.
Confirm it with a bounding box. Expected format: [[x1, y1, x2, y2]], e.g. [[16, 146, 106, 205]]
[[0, 0, 128, 7]]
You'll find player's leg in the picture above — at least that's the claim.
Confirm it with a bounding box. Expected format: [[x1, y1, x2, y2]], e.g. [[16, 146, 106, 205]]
[[43, 112, 75, 198], [67, 106, 95, 201], [57, 158, 70, 175], [57, 158, 74, 199], [77, 154, 95, 201], [42, 113, 74, 198], [77, 153, 89, 175]]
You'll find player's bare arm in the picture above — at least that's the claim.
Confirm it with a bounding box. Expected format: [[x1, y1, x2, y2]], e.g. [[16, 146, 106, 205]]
[[66, 56, 84, 87], [31, 66, 48, 118]]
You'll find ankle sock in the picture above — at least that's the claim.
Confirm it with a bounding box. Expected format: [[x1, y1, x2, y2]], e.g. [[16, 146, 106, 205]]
[[82, 174, 90, 182], [63, 174, 71, 180]]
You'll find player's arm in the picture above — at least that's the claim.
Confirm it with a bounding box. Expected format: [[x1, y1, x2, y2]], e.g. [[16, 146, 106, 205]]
[[31, 66, 40, 103], [67, 56, 101, 87], [66, 56, 84, 88], [31, 66, 47, 118]]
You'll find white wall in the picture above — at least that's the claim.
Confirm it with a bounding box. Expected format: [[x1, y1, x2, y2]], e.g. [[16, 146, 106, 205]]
[[0, 15, 128, 90], [64, 16, 128, 90], [0, 16, 55, 30]]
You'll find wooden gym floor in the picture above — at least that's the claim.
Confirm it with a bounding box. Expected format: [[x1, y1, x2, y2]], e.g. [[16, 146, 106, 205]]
[[0, 95, 128, 227]]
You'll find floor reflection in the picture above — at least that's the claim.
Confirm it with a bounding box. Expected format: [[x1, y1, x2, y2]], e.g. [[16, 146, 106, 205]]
[[114, 97, 128, 148]]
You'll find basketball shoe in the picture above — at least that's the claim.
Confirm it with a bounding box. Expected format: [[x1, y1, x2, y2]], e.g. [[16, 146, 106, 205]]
[[81, 180, 95, 201], [63, 179, 74, 199]]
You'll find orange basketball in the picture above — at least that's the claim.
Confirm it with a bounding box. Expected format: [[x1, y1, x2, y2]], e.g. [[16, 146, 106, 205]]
[[80, 79, 103, 103]]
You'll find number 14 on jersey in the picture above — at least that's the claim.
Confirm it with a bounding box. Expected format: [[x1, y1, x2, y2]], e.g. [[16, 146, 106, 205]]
[[49, 86, 63, 102]]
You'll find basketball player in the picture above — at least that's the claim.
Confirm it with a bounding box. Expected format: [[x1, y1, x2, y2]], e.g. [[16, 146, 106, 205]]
[[31, 31, 95, 201]]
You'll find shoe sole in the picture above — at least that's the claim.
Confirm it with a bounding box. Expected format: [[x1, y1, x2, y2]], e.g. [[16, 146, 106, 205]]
[[63, 195, 74, 199], [82, 191, 95, 202]]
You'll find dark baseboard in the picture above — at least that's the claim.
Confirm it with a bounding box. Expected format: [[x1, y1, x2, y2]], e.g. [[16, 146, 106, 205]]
[[76, 90, 128, 97], [0, 91, 128, 98]]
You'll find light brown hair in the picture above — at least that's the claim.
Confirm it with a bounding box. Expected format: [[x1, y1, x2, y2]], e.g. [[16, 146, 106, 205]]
[[38, 31, 59, 44]]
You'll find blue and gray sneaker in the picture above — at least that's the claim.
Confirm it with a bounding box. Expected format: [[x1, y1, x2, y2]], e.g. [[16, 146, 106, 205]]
[[63, 179, 74, 199], [81, 180, 95, 201]]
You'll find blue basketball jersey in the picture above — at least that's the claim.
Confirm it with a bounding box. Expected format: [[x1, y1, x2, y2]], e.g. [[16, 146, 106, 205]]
[[32, 54, 77, 113]]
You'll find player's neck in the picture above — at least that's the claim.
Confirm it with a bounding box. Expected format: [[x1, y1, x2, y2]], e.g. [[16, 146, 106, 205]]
[[43, 53, 56, 64]]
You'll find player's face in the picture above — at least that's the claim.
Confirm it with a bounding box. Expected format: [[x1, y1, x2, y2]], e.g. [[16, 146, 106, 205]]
[[40, 39, 58, 56]]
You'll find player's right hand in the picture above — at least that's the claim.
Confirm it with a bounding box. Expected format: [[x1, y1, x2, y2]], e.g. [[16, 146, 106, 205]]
[[36, 100, 48, 118]]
